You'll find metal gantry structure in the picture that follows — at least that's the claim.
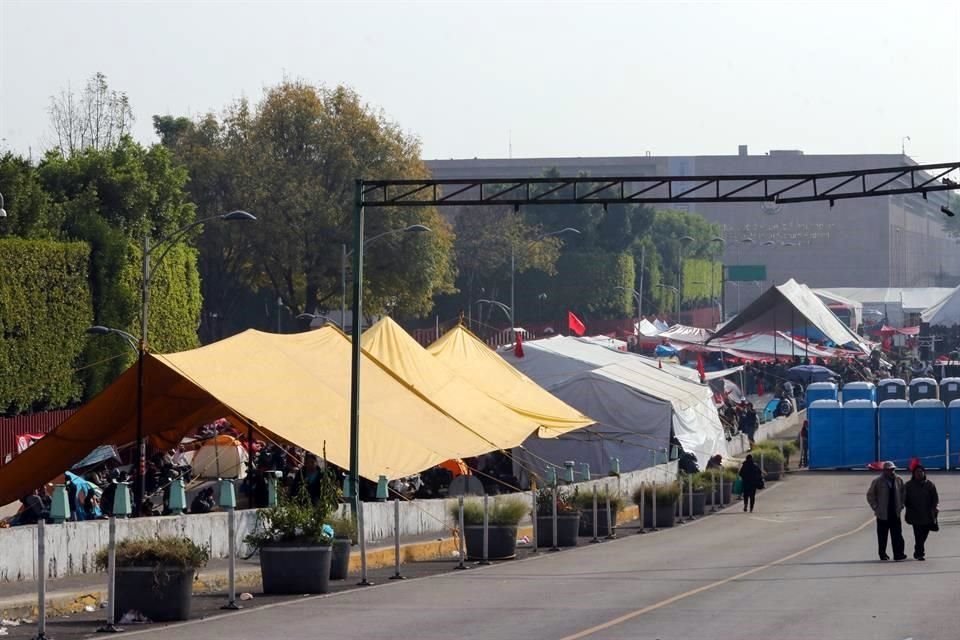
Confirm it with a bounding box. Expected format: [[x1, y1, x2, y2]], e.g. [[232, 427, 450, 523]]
[[345, 161, 960, 507]]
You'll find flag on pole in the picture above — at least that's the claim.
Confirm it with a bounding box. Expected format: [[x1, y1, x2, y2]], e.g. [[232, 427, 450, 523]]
[[567, 311, 586, 337], [696, 353, 706, 384], [514, 331, 525, 358]]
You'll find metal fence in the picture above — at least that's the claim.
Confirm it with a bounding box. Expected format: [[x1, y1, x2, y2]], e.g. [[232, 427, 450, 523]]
[[0, 409, 76, 465]]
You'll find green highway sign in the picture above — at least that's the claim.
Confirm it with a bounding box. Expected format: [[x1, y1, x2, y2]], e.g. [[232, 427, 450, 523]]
[[726, 265, 767, 282]]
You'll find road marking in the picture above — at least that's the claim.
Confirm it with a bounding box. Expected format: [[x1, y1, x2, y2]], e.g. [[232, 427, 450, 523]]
[[558, 517, 874, 640], [749, 514, 836, 523]]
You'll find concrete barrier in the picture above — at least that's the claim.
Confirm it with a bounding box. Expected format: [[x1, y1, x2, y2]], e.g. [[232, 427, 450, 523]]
[[0, 461, 677, 582]]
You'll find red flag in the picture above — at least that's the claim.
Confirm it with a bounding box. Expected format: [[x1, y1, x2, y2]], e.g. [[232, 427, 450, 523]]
[[514, 331, 525, 358], [567, 311, 586, 336], [696, 353, 706, 384]]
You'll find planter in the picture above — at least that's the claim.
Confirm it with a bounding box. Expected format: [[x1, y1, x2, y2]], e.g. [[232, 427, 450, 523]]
[[115, 566, 195, 622], [536, 514, 580, 547], [642, 501, 677, 528], [709, 483, 733, 506], [578, 508, 618, 537], [464, 525, 519, 560], [259, 544, 332, 594], [761, 461, 783, 482], [329, 539, 352, 580], [688, 492, 707, 516]]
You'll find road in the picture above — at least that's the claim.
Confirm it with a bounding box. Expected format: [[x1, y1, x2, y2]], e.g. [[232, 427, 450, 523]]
[[88, 473, 960, 640]]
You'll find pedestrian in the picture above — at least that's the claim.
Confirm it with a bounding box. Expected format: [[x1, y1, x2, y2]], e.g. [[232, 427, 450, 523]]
[[866, 461, 907, 561], [904, 464, 939, 561], [739, 402, 758, 446], [738, 454, 764, 513]]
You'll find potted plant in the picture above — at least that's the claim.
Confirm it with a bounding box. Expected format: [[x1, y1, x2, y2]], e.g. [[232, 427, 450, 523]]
[[697, 468, 737, 505], [96, 536, 208, 622], [453, 498, 527, 560], [535, 486, 580, 547], [573, 488, 623, 536], [681, 473, 708, 516], [245, 467, 340, 594], [754, 447, 785, 481], [754, 440, 797, 471], [327, 514, 356, 580], [633, 482, 680, 528]]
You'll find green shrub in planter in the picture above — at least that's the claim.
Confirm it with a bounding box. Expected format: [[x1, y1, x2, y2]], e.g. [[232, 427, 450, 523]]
[[573, 488, 623, 536], [454, 498, 528, 526], [533, 487, 580, 547], [632, 482, 680, 528], [453, 498, 527, 560], [695, 468, 736, 504], [755, 448, 785, 480], [327, 514, 356, 580], [95, 536, 209, 622]]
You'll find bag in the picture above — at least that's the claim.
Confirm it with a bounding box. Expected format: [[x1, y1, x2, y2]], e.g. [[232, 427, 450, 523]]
[[929, 513, 940, 532], [732, 477, 743, 495]]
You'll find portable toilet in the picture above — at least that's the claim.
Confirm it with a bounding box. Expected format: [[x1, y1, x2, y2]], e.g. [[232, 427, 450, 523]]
[[842, 381, 876, 404], [878, 399, 913, 469], [806, 382, 838, 407], [940, 378, 960, 406], [909, 378, 938, 404], [808, 399, 843, 469], [877, 378, 907, 403], [842, 400, 877, 468], [948, 399, 960, 470], [913, 399, 947, 469]]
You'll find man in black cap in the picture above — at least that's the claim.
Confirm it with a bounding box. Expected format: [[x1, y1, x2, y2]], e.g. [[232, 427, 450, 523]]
[[866, 461, 906, 561]]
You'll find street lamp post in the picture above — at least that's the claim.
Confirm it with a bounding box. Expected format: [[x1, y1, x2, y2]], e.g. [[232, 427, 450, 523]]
[[657, 283, 680, 322], [296, 312, 340, 329], [476, 298, 513, 325], [710, 237, 726, 324], [341, 224, 431, 329], [677, 236, 694, 323], [615, 286, 642, 328], [510, 226, 579, 333]]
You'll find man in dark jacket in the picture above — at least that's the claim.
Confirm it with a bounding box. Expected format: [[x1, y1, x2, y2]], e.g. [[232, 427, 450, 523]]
[[866, 462, 907, 561], [738, 455, 764, 513], [904, 464, 939, 561], [17, 491, 49, 526]]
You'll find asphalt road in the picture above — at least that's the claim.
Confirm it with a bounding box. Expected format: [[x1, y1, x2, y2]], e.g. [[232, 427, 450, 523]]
[[17, 472, 958, 640]]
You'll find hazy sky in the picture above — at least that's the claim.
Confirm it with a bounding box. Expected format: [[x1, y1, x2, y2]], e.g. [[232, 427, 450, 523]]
[[1, 1, 958, 163]]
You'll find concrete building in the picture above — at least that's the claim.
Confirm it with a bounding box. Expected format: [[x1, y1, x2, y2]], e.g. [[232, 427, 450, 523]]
[[427, 148, 957, 314]]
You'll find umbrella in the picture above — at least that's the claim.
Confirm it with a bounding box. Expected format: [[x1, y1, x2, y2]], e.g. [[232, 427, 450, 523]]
[[787, 364, 838, 383]]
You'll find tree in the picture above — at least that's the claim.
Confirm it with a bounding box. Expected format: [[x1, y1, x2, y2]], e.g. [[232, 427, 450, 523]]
[[646, 210, 723, 313], [48, 72, 133, 157], [157, 81, 456, 332]]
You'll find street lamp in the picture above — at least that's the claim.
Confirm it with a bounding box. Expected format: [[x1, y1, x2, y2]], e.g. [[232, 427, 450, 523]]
[[656, 283, 680, 322], [296, 312, 341, 329], [710, 236, 726, 323], [511, 226, 579, 333], [341, 224, 431, 329], [615, 286, 642, 329], [92, 210, 255, 511], [678, 236, 694, 322], [476, 298, 513, 325]]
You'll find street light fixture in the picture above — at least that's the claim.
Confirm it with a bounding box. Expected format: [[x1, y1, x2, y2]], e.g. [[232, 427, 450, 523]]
[[476, 298, 513, 325], [86, 325, 139, 353], [296, 312, 341, 329], [656, 283, 681, 321], [341, 224, 431, 329], [511, 226, 579, 333], [615, 286, 642, 329]]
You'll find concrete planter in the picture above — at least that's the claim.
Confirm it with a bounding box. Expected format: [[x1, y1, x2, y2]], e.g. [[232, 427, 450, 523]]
[[329, 539, 352, 580], [536, 514, 580, 547], [260, 544, 332, 594], [643, 501, 677, 528], [464, 525, 519, 560], [710, 483, 733, 506], [578, 508, 618, 537], [761, 460, 783, 482], [688, 492, 707, 516], [115, 566, 195, 622]]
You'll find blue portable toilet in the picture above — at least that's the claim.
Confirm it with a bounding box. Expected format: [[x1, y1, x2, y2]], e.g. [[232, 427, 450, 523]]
[[940, 378, 960, 406], [909, 377, 938, 404], [877, 378, 907, 403], [879, 399, 913, 468], [842, 400, 877, 468], [948, 399, 960, 470], [842, 381, 876, 404], [806, 382, 838, 406], [913, 399, 947, 469], [808, 399, 843, 469]]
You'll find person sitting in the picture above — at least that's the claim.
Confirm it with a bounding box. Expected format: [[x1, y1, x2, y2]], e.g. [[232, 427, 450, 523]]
[[190, 487, 216, 514], [15, 491, 49, 526], [706, 454, 723, 470]]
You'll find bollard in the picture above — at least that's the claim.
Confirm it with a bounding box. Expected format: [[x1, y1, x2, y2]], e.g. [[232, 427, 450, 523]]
[[590, 485, 600, 543], [389, 498, 405, 580], [550, 484, 559, 551], [479, 493, 491, 565], [581, 462, 591, 482], [34, 519, 48, 640], [609, 457, 621, 475], [98, 482, 130, 633], [357, 496, 373, 584], [266, 470, 281, 508], [760, 450, 765, 479], [50, 484, 70, 524], [719, 471, 725, 508], [219, 479, 241, 610], [651, 483, 658, 531], [531, 485, 538, 553], [604, 481, 616, 540], [454, 496, 468, 570], [779, 440, 785, 468], [375, 475, 388, 501], [948, 437, 952, 471], [677, 476, 685, 523], [688, 473, 695, 520], [563, 461, 576, 483], [638, 481, 646, 534], [168, 477, 186, 515], [710, 473, 717, 512]]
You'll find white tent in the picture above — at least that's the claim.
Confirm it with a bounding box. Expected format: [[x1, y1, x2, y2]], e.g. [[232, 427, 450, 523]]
[[921, 285, 960, 327], [656, 324, 713, 345], [814, 289, 863, 331], [637, 318, 661, 337], [501, 336, 729, 472], [820, 287, 954, 327]]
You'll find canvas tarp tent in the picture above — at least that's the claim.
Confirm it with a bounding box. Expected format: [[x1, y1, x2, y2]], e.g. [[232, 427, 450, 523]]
[[0, 328, 516, 506], [813, 289, 863, 331], [361, 317, 584, 445], [711, 279, 869, 353], [921, 285, 960, 327], [819, 287, 953, 327], [500, 336, 729, 472], [656, 324, 713, 345], [426, 326, 594, 435], [637, 318, 661, 337]]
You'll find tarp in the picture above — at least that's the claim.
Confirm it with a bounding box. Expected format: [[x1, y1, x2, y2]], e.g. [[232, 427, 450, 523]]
[[362, 317, 574, 445], [711, 279, 869, 353], [821, 287, 954, 327], [656, 324, 713, 345], [0, 328, 517, 506], [814, 289, 863, 331], [921, 285, 960, 327], [637, 318, 661, 337], [578, 335, 629, 352], [499, 336, 729, 469], [709, 332, 842, 360], [654, 319, 671, 332], [426, 326, 594, 435]]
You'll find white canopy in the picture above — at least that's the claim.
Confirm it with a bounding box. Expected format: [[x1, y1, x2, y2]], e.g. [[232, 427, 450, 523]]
[[656, 324, 713, 344], [921, 285, 960, 327], [637, 318, 661, 336], [814, 289, 863, 331], [501, 336, 729, 470], [820, 287, 953, 327]]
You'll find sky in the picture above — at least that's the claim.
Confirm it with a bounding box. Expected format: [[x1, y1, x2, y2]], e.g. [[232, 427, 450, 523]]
[[1, 0, 958, 164]]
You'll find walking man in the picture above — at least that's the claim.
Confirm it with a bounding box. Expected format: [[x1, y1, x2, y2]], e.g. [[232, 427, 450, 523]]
[[738, 454, 764, 513], [866, 461, 906, 561]]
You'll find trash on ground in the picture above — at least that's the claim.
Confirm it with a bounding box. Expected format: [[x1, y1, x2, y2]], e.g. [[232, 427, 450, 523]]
[[517, 535, 531, 545], [451, 550, 460, 558], [0, 621, 20, 627], [0, 626, 8, 635], [119, 610, 152, 625], [84, 605, 96, 612], [239, 592, 254, 601]]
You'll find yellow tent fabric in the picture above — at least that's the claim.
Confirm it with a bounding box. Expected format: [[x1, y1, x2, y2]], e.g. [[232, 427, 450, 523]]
[[427, 326, 594, 436], [361, 317, 552, 450], [0, 328, 502, 506]]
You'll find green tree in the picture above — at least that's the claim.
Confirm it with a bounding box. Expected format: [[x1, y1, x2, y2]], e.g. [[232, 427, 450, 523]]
[[646, 210, 723, 313]]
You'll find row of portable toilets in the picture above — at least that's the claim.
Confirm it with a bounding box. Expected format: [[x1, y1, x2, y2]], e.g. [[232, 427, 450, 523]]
[[807, 378, 960, 470]]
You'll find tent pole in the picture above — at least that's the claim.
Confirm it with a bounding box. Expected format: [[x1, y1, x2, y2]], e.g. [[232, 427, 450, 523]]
[[791, 309, 795, 360]]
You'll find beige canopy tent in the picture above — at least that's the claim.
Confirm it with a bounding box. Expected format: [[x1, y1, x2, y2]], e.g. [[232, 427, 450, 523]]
[[0, 328, 507, 506], [427, 325, 595, 435]]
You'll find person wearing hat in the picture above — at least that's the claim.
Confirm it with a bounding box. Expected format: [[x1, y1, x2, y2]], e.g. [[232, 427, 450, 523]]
[[866, 461, 907, 561], [904, 464, 939, 561]]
